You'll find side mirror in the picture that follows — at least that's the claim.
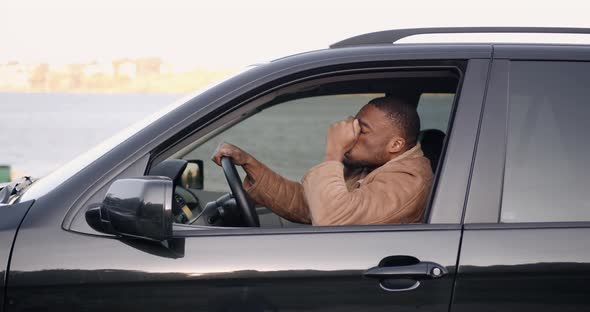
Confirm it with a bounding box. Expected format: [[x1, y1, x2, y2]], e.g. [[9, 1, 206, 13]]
[[86, 176, 173, 241], [181, 160, 204, 190]]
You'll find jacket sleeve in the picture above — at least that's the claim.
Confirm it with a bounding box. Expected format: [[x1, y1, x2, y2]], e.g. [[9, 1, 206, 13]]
[[243, 163, 311, 224], [301, 161, 430, 226]]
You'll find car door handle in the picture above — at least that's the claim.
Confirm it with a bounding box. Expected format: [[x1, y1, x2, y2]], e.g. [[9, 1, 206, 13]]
[[364, 261, 448, 280], [364, 258, 448, 292]]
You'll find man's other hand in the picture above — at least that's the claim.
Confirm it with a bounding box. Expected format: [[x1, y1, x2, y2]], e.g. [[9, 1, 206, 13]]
[[211, 143, 252, 166], [325, 117, 360, 162]]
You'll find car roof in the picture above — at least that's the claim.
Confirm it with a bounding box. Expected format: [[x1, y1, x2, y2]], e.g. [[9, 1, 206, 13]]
[[272, 41, 590, 68], [270, 43, 493, 65]]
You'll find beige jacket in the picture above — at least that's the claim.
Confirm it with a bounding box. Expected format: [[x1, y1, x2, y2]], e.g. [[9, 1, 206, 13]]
[[243, 144, 433, 226]]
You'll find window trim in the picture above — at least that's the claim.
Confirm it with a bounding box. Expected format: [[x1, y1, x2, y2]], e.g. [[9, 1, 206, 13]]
[[172, 223, 461, 238], [464, 60, 509, 224], [465, 222, 590, 230], [427, 59, 491, 224], [147, 64, 472, 232]]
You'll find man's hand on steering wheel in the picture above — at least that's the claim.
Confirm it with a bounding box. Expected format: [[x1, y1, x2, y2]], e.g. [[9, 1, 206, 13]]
[[212, 143, 264, 187], [211, 143, 260, 227], [211, 143, 252, 166]]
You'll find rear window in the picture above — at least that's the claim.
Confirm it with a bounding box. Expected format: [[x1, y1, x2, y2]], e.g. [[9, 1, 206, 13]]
[[501, 61, 590, 223]]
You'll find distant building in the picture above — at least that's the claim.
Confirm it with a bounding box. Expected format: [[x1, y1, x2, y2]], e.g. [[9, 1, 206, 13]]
[[136, 57, 162, 77], [113, 59, 137, 79], [28, 63, 50, 89], [0, 57, 201, 92], [83, 60, 114, 76], [160, 62, 173, 74], [0, 62, 30, 88]]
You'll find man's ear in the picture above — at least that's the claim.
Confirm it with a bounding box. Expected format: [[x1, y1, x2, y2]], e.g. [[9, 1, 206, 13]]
[[388, 137, 406, 153]]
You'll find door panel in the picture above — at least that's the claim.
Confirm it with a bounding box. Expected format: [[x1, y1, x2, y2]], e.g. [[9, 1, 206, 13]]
[[7, 225, 460, 311], [453, 226, 590, 311]]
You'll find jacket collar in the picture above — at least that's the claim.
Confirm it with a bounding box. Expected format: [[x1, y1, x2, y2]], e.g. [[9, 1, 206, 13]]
[[352, 143, 424, 187], [386, 143, 424, 164]]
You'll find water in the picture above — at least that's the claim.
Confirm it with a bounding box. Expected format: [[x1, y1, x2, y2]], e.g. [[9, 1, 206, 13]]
[[0, 92, 184, 178]]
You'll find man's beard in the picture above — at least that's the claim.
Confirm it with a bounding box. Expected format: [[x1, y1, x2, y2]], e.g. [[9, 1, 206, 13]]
[[343, 152, 380, 170]]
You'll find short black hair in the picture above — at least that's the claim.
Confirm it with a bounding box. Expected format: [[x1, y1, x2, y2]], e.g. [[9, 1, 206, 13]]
[[368, 96, 421, 147]]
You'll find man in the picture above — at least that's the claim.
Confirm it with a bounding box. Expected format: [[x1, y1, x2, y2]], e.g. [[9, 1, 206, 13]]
[[212, 96, 433, 226]]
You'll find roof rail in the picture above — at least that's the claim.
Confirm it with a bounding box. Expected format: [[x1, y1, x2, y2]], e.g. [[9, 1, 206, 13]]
[[330, 27, 590, 48]]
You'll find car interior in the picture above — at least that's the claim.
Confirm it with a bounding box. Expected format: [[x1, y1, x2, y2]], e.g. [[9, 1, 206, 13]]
[[148, 68, 461, 229]]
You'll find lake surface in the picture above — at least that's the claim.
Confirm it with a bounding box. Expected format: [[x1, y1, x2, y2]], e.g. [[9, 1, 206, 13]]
[[0, 92, 184, 178]]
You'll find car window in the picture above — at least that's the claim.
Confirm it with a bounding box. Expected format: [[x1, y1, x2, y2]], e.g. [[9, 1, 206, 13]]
[[501, 61, 590, 223], [182, 93, 454, 194], [158, 71, 461, 228], [169, 91, 456, 227], [418, 93, 454, 132]]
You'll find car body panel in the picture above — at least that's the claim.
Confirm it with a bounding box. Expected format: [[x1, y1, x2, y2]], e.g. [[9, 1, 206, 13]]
[[0, 200, 33, 311], [453, 225, 590, 311], [7, 225, 461, 311]]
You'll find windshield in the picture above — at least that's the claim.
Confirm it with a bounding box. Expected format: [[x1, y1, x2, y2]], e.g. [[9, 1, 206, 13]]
[[19, 67, 254, 201]]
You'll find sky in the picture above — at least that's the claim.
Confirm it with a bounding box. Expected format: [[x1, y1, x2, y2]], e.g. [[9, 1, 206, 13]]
[[2, 0, 590, 69]]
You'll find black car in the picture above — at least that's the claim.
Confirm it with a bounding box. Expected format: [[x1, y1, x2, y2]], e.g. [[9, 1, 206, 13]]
[[1, 27, 590, 311]]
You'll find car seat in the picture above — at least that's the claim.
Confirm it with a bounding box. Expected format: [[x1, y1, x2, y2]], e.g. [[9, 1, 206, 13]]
[[418, 129, 445, 223], [418, 129, 445, 174]]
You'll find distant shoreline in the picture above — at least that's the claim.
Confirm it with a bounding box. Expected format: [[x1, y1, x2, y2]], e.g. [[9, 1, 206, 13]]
[[0, 88, 187, 95], [0, 67, 238, 94]]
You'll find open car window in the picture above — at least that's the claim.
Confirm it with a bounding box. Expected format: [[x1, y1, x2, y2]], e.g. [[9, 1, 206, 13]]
[[151, 69, 460, 229]]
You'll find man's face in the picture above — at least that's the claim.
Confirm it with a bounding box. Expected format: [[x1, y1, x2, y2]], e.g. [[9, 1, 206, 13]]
[[343, 104, 402, 168]]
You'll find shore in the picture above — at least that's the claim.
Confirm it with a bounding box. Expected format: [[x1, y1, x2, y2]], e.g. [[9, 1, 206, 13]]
[[0, 68, 238, 94]]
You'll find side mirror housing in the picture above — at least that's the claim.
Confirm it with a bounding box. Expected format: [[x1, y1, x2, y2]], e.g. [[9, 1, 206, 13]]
[[86, 176, 173, 241]]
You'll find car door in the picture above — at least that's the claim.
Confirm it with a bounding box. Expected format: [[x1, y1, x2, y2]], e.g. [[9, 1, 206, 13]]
[[452, 46, 590, 311], [5, 56, 489, 312]]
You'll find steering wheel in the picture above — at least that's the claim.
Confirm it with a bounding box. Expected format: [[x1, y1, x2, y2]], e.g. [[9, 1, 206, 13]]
[[172, 185, 202, 224], [220, 157, 260, 227]]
